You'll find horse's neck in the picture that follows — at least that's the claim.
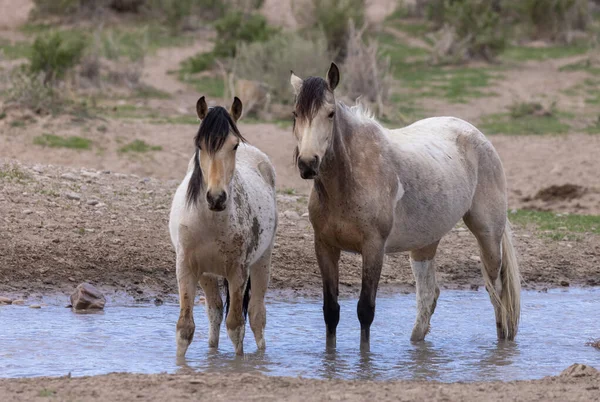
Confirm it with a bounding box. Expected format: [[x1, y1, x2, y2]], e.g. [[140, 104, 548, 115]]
[[315, 107, 359, 199]]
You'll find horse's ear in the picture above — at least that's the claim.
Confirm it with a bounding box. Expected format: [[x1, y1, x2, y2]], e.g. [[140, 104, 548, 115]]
[[326, 62, 340, 91], [230, 96, 243, 122], [196, 96, 208, 120], [290, 70, 303, 95]]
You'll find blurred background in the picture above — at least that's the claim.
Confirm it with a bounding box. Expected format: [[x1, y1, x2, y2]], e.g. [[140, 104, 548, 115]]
[[0, 0, 599, 207]]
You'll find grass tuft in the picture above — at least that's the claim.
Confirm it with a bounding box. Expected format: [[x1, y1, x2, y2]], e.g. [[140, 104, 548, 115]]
[[119, 139, 162, 153], [33, 134, 92, 149]]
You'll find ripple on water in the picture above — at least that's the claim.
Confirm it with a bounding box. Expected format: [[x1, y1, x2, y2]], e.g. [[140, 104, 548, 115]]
[[0, 289, 599, 381]]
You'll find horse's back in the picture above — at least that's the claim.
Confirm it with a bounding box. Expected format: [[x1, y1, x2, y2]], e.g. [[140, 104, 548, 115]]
[[384, 116, 506, 251]]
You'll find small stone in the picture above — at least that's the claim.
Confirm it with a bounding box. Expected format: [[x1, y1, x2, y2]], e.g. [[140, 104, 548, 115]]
[[195, 296, 206, 305], [283, 210, 301, 220], [560, 280, 570, 287], [112, 238, 122, 244], [65, 192, 81, 201], [102, 170, 111, 174], [29, 305, 41, 309], [81, 171, 99, 179], [0, 296, 13, 304], [510, 209, 518, 214], [301, 212, 309, 218], [70, 283, 106, 311], [95, 202, 107, 208], [470, 255, 481, 262], [87, 199, 99, 206], [560, 364, 599, 378], [60, 173, 78, 182], [22, 209, 33, 215], [11, 299, 25, 305], [52, 238, 60, 243]]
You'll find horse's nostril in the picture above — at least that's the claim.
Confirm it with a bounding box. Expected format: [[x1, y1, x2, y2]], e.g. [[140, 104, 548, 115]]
[[207, 191, 227, 210]]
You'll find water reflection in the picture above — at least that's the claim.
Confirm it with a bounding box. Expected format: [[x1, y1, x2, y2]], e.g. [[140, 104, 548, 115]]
[[1, 289, 598, 381]]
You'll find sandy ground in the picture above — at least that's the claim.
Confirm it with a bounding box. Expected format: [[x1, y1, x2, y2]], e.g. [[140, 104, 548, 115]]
[[1, 159, 599, 304], [0, 364, 599, 402]]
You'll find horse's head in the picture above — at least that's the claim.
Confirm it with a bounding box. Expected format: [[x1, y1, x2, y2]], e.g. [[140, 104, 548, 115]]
[[290, 62, 340, 179], [189, 96, 245, 212]]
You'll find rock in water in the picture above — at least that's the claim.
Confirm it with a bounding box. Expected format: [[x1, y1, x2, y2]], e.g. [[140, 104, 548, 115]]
[[560, 363, 599, 378], [70, 283, 106, 311]]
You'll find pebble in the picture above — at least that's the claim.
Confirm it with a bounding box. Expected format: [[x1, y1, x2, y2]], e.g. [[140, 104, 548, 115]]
[[95, 202, 107, 208], [81, 171, 99, 179], [469, 255, 481, 262], [29, 305, 41, 309], [560, 280, 570, 287], [22, 209, 33, 215], [87, 199, 100, 206], [0, 296, 13, 304], [283, 210, 301, 220], [11, 299, 25, 305], [65, 192, 81, 201], [301, 212, 309, 218], [60, 173, 78, 182]]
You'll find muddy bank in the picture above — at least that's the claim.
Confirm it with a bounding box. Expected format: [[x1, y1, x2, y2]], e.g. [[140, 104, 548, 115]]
[[0, 365, 599, 402], [1, 160, 599, 302]]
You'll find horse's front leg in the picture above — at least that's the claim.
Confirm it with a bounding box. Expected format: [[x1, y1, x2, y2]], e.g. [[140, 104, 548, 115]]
[[198, 274, 223, 348], [225, 270, 248, 355], [315, 237, 341, 349], [357, 239, 385, 352], [176, 253, 197, 358]]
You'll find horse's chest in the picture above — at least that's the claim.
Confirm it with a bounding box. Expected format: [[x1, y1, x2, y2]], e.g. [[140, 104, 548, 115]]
[[312, 214, 364, 252]]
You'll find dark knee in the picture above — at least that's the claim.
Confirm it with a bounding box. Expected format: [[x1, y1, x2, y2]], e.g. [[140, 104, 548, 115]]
[[323, 300, 340, 334], [357, 298, 375, 329]]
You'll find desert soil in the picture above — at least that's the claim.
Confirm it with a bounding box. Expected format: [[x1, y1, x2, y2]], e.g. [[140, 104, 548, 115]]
[[1, 1, 600, 400], [1, 364, 599, 402]]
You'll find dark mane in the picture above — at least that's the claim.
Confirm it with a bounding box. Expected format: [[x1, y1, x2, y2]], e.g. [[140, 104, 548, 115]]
[[186, 106, 246, 207], [296, 76, 328, 120]]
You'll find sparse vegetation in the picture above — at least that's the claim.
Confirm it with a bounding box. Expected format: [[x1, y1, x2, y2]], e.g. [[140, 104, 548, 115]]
[[6, 70, 64, 115], [0, 164, 31, 182], [33, 134, 93, 150], [233, 32, 330, 105], [29, 31, 87, 84], [293, 0, 365, 60], [119, 139, 162, 153], [510, 209, 600, 237], [480, 113, 570, 135]]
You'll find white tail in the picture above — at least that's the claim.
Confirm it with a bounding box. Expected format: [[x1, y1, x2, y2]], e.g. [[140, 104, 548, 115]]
[[500, 221, 521, 340]]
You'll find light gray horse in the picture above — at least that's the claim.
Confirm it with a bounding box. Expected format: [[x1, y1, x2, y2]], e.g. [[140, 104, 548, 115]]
[[169, 97, 278, 357], [290, 63, 520, 350]]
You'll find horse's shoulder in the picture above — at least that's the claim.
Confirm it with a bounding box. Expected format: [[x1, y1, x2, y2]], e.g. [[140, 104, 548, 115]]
[[238, 144, 276, 189]]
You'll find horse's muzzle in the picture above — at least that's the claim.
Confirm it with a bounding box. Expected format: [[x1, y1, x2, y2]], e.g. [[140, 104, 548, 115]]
[[298, 156, 319, 180], [206, 191, 227, 211]]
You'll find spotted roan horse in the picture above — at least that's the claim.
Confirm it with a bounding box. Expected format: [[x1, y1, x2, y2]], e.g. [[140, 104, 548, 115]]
[[169, 96, 277, 357], [289, 63, 520, 351]]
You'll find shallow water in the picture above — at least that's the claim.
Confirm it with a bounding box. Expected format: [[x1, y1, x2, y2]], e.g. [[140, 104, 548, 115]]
[[1, 289, 599, 381]]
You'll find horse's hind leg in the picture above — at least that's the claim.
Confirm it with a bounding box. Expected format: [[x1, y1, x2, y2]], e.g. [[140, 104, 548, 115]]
[[225, 271, 248, 355], [249, 252, 271, 350], [198, 274, 223, 348], [410, 242, 440, 341], [176, 253, 197, 358]]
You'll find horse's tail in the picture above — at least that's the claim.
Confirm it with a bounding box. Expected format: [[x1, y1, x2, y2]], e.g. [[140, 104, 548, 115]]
[[223, 277, 251, 321], [500, 221, 521, 340]]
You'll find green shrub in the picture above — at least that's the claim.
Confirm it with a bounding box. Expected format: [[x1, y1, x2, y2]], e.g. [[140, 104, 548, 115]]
[[29, 31, 87, 84], [233, 32, 330, 104], [310, 0, 365, 60], [119, 139, 162, 152], [430, 0, 506, 63], [213, 12, 278, 58], [6, 69, 63, 114], [180, 52, 215, 74], [510, 0, 589, 42]]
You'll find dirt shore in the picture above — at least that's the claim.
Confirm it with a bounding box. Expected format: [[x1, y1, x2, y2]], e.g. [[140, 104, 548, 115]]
[[0, 364, 599, 402], [1, 159, 599, 303]]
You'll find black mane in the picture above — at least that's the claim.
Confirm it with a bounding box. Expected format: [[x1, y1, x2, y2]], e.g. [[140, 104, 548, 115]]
[[295, 76, 328, 120], [186, 107, 246, 206]]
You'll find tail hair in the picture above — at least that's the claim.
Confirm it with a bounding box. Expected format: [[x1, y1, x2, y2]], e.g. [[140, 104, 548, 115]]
[[482, 221, 521, 340]]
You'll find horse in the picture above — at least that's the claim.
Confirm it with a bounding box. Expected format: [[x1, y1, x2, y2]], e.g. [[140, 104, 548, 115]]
[[169, 96, 278, 357], [289, 63, 520, 351]]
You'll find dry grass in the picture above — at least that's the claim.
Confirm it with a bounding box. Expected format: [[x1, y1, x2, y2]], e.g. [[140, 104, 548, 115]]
[[339, 21, 392, 118]]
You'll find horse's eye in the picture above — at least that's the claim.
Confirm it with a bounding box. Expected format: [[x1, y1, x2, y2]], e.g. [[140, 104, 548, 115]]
[[233, 143, 239, 151], [328, 111, 335, 119]]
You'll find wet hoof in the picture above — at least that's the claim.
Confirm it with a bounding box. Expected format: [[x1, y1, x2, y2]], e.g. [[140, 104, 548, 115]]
[[326, 334, 337, 349], [255, 338, 266, 350], [410, 324, 429, 342]]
